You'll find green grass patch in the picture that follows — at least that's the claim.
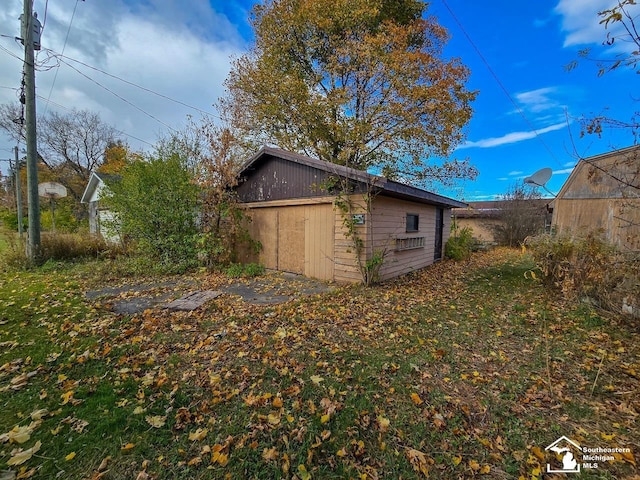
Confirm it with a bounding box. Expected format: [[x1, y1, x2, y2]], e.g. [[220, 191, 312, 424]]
[[0, 248, 637, 479]]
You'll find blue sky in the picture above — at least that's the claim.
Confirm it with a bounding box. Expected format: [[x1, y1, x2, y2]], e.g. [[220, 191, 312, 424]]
[[0, 0, 637, 201]]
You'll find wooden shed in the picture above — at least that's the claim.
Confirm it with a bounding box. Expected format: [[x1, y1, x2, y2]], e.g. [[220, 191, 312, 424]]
[[80, 172, 121, 243], [236, 147, 466, 283], [552, 145, 639, 251]]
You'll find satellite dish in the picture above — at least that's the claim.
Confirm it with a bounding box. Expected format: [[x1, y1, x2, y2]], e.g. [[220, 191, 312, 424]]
[[524, 167, 552, 187], [38, 182, 67, 199]]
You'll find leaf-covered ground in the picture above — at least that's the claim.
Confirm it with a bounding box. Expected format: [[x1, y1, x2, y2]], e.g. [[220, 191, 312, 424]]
[[1, 249, 638, 479]]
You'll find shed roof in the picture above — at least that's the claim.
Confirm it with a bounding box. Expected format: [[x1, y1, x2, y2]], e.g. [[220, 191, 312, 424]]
[[239, 146, 467, 209], [555, 144, 640, 200], [80, 172, 120, 204], [453, 199, 550, 218]]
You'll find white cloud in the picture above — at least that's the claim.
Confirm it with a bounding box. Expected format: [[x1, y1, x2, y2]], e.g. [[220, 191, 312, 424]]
[[515, 87, 563, 114], [508, 170, 523, 176], [554, 0, 631, 50], [553, 167, 575, 174], [0, 0, 247, 152], [458, 122, 567, 149]]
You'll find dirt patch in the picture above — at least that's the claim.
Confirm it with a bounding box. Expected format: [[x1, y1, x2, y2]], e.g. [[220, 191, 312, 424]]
[[85, 272, 334, 314]]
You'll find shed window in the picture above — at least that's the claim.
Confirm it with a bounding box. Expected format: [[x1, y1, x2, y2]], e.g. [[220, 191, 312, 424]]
[[406, 214, 419, 232]]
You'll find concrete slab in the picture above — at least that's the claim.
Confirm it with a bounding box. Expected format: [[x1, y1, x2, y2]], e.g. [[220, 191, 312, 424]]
[[165, 290, 222, 311]]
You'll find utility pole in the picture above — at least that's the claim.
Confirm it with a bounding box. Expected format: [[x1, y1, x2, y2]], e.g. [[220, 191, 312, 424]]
[[22, 0, 41, 260], [14, 146, 24, 239]]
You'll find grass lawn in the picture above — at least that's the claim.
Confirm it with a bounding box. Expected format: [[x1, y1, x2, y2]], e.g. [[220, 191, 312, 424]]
[[0, 228, 14, 255], [0, 249, 638, 479]]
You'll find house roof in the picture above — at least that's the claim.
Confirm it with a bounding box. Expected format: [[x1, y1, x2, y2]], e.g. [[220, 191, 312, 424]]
[[453, 199, 550, 218], [80, 171, 120, 204], [239, 146, 467, 209], [555, 144, 640, 200]]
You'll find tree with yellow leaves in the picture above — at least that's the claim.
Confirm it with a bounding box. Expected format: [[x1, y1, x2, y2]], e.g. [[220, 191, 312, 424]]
[[221, 0, 477, 185]]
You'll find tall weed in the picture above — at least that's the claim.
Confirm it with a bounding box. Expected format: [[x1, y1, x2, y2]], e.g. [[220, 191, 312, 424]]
[[526, 232, 639, 316]]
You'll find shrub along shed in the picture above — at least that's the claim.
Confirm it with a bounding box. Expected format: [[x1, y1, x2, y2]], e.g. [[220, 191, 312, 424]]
[[236, 147, 466, 283]]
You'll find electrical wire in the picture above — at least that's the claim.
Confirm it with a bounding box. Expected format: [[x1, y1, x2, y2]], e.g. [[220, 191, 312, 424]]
[[0, 43, 23, 62], [35, 94, 155, 146], [42, 0, 80, 117], [440, 0, 564, 168], [41, 0, 49, 33], [57, 56, 176, 132], [45, 49, 220, 120]]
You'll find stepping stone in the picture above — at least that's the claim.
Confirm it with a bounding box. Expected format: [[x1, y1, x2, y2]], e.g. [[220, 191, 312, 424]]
[[166, 290, 222, 311]]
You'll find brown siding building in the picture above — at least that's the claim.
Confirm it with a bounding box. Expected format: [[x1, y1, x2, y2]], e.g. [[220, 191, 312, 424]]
[[236, 147, 466, 283], [552, 145, 640, 251]]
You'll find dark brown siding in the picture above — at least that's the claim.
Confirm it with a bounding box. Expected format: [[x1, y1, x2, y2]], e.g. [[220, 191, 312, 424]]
[[237, 155, 364, 202]]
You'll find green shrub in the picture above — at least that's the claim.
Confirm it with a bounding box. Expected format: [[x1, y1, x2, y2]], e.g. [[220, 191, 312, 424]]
[[0, 208, 27, 232], [225, 262, 265, 278], [445, 226, 474, 261], [103, 152, 200, 268], [526, 232, 639, 315]]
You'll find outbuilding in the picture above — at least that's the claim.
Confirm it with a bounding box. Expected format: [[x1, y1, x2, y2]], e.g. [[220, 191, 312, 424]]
[[80, 171, 120, 243], [236, 147, 466, 283], [551, 145, 639, 251]]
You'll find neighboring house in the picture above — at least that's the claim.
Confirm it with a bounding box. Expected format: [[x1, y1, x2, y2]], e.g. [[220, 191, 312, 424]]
[[80, 172, 120, 243], [453, 200, 551, 243], [235, 147, 466, 283], [453, 201, 503, 242], [552, 145, 640, 251]]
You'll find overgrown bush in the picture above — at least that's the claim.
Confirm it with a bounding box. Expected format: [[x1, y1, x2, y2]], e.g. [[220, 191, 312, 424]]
[[1, 233, 119, 271], [102, 152, 200, 270], [526, 232, 640, 315], [445, 225, 474, 260], [0, 208, 27, 232]]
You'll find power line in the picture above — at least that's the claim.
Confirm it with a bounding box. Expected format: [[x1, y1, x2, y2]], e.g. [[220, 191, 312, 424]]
[[57, 56, 176, 132], [440, 0, 564, 168], [35, 93, 155, 147], [42, 0, 80, 117], [46, 49, 220, 120], [0, 43, 23, 62]]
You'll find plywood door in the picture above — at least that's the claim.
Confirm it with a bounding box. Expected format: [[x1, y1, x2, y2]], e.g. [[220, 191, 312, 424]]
[[305, 204, 335, 280], [277, 206, 305, 274], [250, 209, 278, 270]]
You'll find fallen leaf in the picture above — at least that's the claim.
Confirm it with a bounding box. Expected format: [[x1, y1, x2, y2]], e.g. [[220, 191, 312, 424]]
[[7, 426, 32, 444], [145, 415, 166, 428], [98, 456, 111, 471], [60, 391, 74, 405], [65, 452, 76, 461], [188, 428, 208, 441], [377, 415, 390, 431], [469, 459, 481, 471], [121, 443, 135, 451], [6, 440, 41, 466], [30, 409, 48, 421], [310, 375, 323, 385], [262, 447, 278, 461], [297, 464, 311, 480], [531, 446, 545, 461], [410, 393, 423, 405]]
